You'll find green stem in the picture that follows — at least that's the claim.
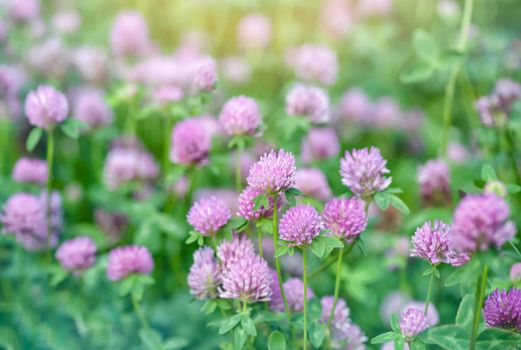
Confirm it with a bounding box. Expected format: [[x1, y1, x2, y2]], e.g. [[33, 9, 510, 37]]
[[235, 146, 242, 192], [257, 225, 263, 258], [184, 167, 195, 210], [470, 263, 488, 350], [163, 114, 172, 176], [328, 247, 344, 330], [272, 194, 291, 319], [502, 126, 521, 191], [46, 130, 54, 253], [131, 293, 149, 330], [303, 248, 308, 350], [424, 267, 435, 315], [309, 242, 355, 279], [440, 0, 474, 156], [509, 241, 521, 258]]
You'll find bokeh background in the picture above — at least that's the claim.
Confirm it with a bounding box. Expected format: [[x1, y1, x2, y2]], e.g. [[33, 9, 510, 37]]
[[1, 0, 521, 349]]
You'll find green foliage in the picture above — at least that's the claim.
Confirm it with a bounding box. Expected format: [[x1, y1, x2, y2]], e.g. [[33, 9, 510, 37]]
[[26, 128, 42, 151], [268, 331, 286, 350], [60, 118, 88, 139]]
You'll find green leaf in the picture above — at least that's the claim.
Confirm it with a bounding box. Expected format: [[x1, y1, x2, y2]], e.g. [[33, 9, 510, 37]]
[[139, 328, 163, 350], [481, 164, 497, 182], [240, 316, 257, 336], [60, 118, 86, 139], [413, 29, 439, 63], [320, 236, 344, 249], [163, 337, 189, 349], [394, 337, 405, 350], [185, 231, 201, 245], [228, 136, 246, 150], [234, 328, 247, 350], [410, 339, 426, 350], [445, 268, 465, 287], [390, 314, 400, 333], [422, 267, 434, 276], [476, 328, 521, 349], [219, 315, 242, 335], [310, 238, 326, 259], [119, 275, 135, 297], [455, 294, 476, 333], [26, 128, 43, 152], [227, 217, 249, 232], [274, 245, 290, 258], [400, 62, 435, 84], [253, 194, 270, 211], [433, 267, 440, 279], [421, 325, 468, 349], [201, 300, 217, 315], [49, 267, 68, 286], [371, 331, 398, 344], [285, 188, 302, 196], [308, 298, 322, 321], [506, 184, 521, 194], [309, 322, 326, 348], [374, 192, 390, 210], [389, 194, 410, 215], [438, 50, 465, 69], [268, 331, 286, 350]]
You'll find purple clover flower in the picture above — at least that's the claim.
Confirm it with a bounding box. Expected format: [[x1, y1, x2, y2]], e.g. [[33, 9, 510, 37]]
[[188, 247, 221, 299], [219, 253, 272, 303], [55, 236, 96, 275], [451, 194, 516, 253], [247, 149, 296, 195], [399, 307, 428, 341], [279, 204, 323, 247], [483, 288, 521, 332], [340, 147, 391, 199], [219, 96, 261, 136], [25, 85, 69, 130], [323, 197, 367, 241], [187, 196, 231, 236], [107, 245, 153, 281]]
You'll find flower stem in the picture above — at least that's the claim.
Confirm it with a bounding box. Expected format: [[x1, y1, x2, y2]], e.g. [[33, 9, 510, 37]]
[[502, 126, 521, 205], [257, 225, 263, 258], [272, 194, 290, 319], [303, 248, 309, 350], [309, 241, 355, 280], [328, 247, 344, 330], [440, 0, 474, 156], [235, 146, 242, 192], [469, 263, 488, 350], [162, 115, 171, 176], [46, 130, 54, 254], [131, 293, 149, 330], [424, 267, 435, 315]]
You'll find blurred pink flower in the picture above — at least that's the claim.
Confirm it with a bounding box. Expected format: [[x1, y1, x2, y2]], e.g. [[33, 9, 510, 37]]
[[170, 117, 211, 166], [286, 84, 330, 123], [107, 245, 153, 281], [56, 236, 96, 275], [301, 128, 340, 164], [219, 96, 261, 136], [237, 13, 272, 50], [72, 88, 112, 129], [110, 10, 151, 59], [8, 0, 40, 22], [287, 44, 338, 86], [25, 85, 69, 129], [295, 168, 332, 201], [187, 196, 231, 236], [12, 157, 47, 185]]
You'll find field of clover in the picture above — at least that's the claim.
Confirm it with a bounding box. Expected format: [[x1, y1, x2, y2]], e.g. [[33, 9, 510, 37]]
[[1, 0, 521, 349]]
